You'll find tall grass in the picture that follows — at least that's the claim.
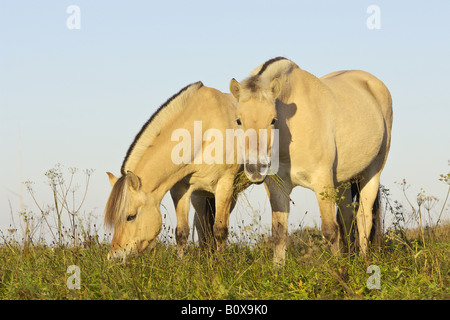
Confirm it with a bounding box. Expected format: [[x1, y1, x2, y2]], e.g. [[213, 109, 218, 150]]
[[0, 165, 449, 300], [1, 222, 448, 299], [5, 164, 99, 249]]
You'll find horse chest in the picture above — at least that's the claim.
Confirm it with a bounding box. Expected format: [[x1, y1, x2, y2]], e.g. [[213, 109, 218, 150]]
[[291, 171, 313, 189]]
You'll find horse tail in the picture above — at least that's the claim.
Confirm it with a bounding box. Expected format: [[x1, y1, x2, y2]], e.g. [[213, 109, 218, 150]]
[[351, 181, 360, 204], [350, 182, 360, 246]]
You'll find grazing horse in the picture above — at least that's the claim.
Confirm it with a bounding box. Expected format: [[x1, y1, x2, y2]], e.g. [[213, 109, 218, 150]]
[[230, 57, 392, 266], [104, 81, 244, 262]]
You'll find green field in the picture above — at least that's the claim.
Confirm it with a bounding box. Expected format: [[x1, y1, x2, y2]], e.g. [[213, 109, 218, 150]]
[[1, 166, 448, 300], [0, 223, 448, 300]]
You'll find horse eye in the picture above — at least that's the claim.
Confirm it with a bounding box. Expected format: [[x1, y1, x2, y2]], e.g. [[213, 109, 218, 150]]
[[127, 213, 137, 222], [270, 118, 277, 125], [236, 119, 242, 125]]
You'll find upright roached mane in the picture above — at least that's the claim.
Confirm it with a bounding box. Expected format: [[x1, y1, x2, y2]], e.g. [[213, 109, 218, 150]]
[[236, 57, 298, 102], [251, 56, 297, 77], [105, 81, 204, 230]]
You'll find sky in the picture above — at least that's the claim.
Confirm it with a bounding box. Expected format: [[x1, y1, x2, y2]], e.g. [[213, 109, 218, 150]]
[[1, 1, 449, 243]]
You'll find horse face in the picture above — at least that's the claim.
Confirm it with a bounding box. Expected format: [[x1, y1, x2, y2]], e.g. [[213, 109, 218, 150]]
[[230, 78, 280, 183], [235, 98, 277, 183], [106, 172, 162, 262]]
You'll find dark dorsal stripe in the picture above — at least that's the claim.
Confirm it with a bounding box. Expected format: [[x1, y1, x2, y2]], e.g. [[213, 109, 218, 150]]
[[120, 81, 203, 175], [257, 56, 288, 76]]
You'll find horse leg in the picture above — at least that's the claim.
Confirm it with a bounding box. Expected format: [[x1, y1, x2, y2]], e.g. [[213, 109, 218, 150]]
[[191, 196, 216, 250], [314, 176, 340, 255], [265, 176, 292, 268], [336, 185, 356, 252], [212, 176, 235, 254], [356, 172, 381, 256], [170, 181, 192, 259]]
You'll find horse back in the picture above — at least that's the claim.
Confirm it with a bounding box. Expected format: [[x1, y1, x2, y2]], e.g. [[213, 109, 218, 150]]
[[321, 70, 392, 119]]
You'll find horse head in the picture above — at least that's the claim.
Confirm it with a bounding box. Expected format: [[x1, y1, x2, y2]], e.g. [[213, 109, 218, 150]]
[[105, 171, 162, 262], [230, 76, 281, 183]]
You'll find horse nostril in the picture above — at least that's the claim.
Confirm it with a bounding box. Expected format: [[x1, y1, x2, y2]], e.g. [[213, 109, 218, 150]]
[[245, 161, 270, 176], [245, 163, 258, 174], [259, 162, 270, 175]]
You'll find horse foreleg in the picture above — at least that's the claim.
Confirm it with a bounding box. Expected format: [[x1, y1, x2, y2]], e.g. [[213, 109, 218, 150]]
[[265, 177, 292, 268], [212, 176, 235, 254], [170, 181, 192, 259]]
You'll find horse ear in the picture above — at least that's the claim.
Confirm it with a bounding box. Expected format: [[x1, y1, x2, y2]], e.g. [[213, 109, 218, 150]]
[[229, 78, 241, 100], [106, 172, 118, 187], [126, 171, 141, 191], [270, 78, 281, 99]]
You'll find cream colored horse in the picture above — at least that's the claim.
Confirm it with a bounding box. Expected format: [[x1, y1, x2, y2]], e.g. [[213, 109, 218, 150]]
[[104, 82, 243, 261], [230, 57, 393, 265]]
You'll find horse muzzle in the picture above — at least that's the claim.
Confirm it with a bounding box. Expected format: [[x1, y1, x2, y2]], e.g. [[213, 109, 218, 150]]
[[107, 239, 154, 263], [107, 246, 137, 263], [244, 161, 270, 184]]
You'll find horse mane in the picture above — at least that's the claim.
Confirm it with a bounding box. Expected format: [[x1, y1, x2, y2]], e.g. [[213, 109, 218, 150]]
[[254, 56, 289, 75], [121, 81, 204, 175], [239, 57, 298, 101], [250, 56, 298, 79], [104, 175, 130, 229]]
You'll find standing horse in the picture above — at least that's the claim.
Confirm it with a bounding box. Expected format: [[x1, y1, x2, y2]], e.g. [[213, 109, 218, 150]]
[[104, 81, 243, 262], [229, 57, 392, 266]]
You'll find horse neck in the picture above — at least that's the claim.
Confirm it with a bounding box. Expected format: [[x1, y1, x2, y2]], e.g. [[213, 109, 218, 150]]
[[279, 68, 326, 104], [133, 147, 193, 205]]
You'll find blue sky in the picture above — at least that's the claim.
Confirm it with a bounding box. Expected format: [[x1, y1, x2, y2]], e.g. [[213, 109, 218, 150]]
[[1, 1, 449, 238]]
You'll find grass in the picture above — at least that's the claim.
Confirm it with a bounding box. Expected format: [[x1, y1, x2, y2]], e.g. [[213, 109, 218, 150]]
[[0, 223, 448, 300], [1, 164, 449, 300]]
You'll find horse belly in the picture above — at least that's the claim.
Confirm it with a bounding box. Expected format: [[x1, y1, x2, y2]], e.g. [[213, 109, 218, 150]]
[[322, 71, 388, 182], [334, 112, 384, 182]]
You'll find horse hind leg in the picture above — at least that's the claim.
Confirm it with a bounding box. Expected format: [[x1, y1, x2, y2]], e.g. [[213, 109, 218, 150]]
[[192, 196, 216, 251], [313, 172, 341, 255], [370, 190, 382, 248], [356, 172, 381, 256], [315, 190, 341, 255]]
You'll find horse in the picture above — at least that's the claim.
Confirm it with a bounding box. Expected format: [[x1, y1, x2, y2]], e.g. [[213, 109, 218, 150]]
[[104, 81, 246, 262], [229, 57, 393, 266]]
